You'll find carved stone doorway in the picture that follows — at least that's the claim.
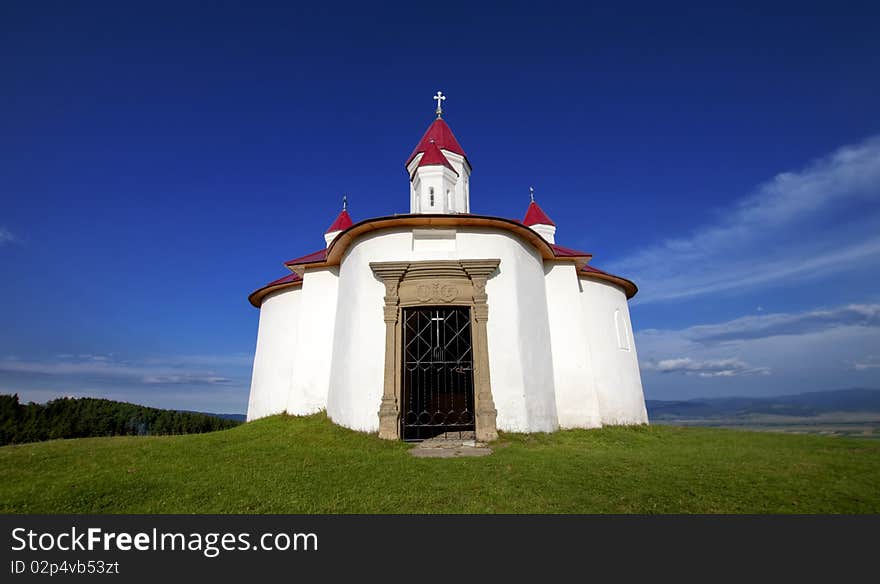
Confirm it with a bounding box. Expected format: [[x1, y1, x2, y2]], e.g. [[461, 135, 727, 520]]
[[370, 259, 500, 442]]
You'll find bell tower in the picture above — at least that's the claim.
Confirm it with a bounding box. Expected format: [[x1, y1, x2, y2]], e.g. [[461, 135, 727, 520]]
[[405, 91, 471, 214]]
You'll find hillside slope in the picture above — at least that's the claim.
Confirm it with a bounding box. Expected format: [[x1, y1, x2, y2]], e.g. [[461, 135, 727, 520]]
[[1, 414, 878, 513]]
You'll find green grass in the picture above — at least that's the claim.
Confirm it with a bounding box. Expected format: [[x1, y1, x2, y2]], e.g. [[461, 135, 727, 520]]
[[1, 413, 878, 513]]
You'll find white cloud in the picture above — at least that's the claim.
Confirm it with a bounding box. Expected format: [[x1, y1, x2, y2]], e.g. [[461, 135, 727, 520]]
[[636, 302, 880, 399], [682, 303, 880, 344], [608, 135, 880, 303], [853, 356, 880, 371], [140, 353, 254, 367], [0, 354, 243, 386], [0, 227, 17, 245], [641, 357, 770, 377], [142, 375, 232, 385]]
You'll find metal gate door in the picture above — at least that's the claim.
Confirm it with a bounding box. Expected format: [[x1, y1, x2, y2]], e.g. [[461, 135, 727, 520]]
[[401, 306, 475, 440]]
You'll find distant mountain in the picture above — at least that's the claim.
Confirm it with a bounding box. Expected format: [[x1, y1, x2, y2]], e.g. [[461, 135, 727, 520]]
[[181, 411, 246, 422], [647, 388, 880, 419], [205, 413, 246, 422]]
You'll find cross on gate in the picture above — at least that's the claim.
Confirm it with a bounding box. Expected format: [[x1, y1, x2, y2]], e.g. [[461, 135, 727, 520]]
[[430, 312, 444, 344], [430, 312, 445, 358]]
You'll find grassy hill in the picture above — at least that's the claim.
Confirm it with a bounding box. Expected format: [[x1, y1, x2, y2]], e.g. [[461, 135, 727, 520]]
[[1, 413, 878, 513]]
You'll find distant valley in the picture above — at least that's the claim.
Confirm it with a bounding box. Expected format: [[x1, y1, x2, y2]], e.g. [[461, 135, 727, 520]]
[[647, 388, 880, 439]]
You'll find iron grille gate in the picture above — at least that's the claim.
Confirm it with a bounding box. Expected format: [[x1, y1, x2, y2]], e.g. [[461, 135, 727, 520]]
[[401, 306, 475, 441]]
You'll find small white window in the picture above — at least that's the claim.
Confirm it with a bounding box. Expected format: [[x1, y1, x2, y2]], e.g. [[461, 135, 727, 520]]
[[615, 309, 631, 351]]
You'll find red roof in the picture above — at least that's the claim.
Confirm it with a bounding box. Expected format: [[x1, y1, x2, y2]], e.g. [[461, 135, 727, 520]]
[[248, 272, 302, 306], [406, 119, 467, 167], [523, 201, 555, 226], [581, 264, 609, 275], [284, 248, 328, 267], [265, 272, 302, 286], [550, 243, 591, 258], [326, 209, 353, 233], [417, 140, 458, 174]]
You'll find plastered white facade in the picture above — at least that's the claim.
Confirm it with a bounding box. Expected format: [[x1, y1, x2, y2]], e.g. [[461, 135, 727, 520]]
[[544, 264, 602, 429], [286, 267, 339, 416], [323, 227, 559, 432], [247, 224, 647, 431], [578, 278, 648, 425], [247, 288, 301, 419]]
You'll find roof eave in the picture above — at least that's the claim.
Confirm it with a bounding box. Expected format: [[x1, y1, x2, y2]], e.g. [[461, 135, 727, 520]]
[[322, 214, 561, 267], [578, 271, 638, 298], [249, 279, 304, 308]]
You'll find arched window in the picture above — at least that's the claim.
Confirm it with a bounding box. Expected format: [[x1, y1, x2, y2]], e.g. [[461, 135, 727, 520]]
[[429, 187, 434, 207]]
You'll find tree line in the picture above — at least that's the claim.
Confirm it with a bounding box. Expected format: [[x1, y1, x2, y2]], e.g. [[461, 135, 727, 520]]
[[0, 394, 241, 446]]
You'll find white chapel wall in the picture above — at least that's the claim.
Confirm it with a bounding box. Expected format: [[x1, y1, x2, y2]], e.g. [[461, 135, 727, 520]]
[[326, 236, 389, 432], [247, 288, 301, 421], [481, 230, 559, 433], [248, 229, 647, 431], [325, 226, 559, 434], [579, 278, 648, 425], [286, 266, 339, 416], [544, 263, 602, 428]]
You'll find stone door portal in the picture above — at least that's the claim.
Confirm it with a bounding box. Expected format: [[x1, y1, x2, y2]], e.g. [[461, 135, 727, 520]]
[[401, 306, 475, 440]]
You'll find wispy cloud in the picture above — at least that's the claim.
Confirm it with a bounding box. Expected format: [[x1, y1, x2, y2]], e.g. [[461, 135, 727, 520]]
[[140, 354, 254, 367], [682, 304, 880, 344], [609, 136, 880, 303], [641, 357, 770, 377], [636, 301, 880, 399], [853, 356, 880, 371], [142, 375, 232, 385], [0, 354, 246, 386], [0, 227, 17, 245]]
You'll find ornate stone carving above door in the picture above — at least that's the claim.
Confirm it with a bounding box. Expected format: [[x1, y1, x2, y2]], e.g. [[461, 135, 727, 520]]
[[413, 281, 460, 303]]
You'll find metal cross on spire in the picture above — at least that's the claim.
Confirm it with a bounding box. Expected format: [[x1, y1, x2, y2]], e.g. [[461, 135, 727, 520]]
[[529, 186, 535, 202], [342, 194, 348, 211], [433, 90, 446, 118]]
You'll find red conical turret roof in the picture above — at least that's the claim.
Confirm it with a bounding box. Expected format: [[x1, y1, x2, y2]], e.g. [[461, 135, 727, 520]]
[[417, 140, 458, 174], [325, 209, 353, 233], [406, 118, 468, 167], [523, 201, 555, 226]]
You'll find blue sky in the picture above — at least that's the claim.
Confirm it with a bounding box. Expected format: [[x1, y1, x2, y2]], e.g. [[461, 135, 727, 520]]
[[1, 1, 879, 412]]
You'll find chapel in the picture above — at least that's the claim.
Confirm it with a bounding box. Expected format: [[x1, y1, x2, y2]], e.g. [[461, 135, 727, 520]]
[[246, 93, 648, 440]]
